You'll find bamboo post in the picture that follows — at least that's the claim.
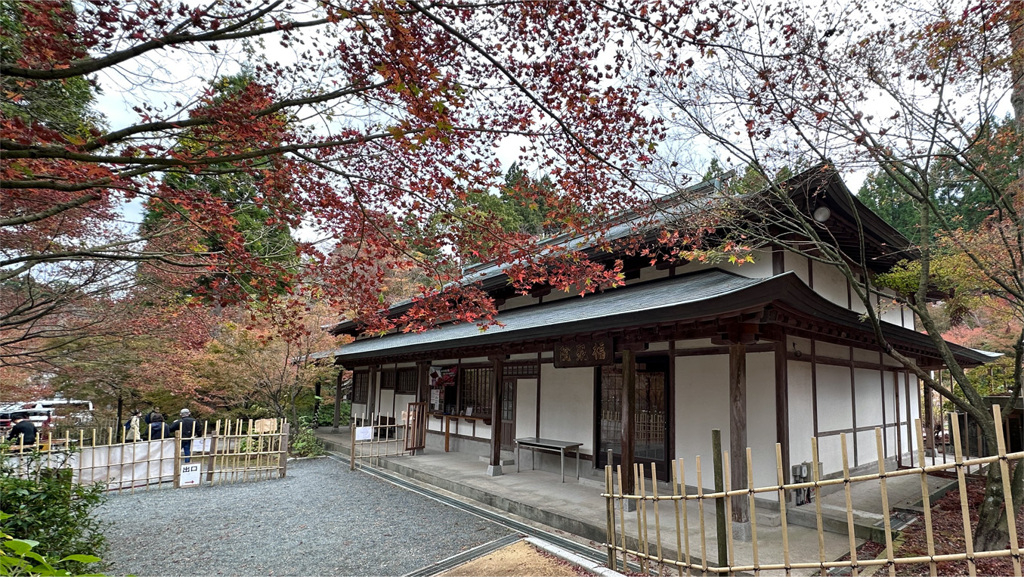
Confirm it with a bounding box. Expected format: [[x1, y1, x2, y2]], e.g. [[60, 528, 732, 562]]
[[776, 443, 791, 576], [173, 431, 182, 489], [697, 455, 708, 574], [617, 465, 627, 573], [841, 433, 859, 577], [350, 418, 357, 471], [636, 463, 649, 574], [679, 458, 692, 575], [951, 414, 977, 577], [652, 463, 663, 570], [724, 453, 735, 570], [207, 421, 219, 484], [713, 429, 728, 567], [279, 421, 290, 478], [671, 458, 683, 571], [875, 429, 896, 577], [746, 448, 760, 575], [605, 464, 617, 570], [993, 405, 1021, 577], [812, 437, 825, 569], [914, 418, 937, 577]]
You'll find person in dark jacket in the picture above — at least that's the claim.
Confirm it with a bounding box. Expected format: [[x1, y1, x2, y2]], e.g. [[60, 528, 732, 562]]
[[169, 409, 203, 462], [148, 413, 170, 440], [7, 413, 37, 447]]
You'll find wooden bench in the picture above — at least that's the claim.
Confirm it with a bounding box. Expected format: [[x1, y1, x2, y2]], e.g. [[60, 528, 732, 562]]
[[514, 437, 583, 483]]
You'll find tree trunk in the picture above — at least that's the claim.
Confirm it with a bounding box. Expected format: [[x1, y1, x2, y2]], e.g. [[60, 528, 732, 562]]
[[972, 417, 1023, 551], [975, 445, 1011, 550]]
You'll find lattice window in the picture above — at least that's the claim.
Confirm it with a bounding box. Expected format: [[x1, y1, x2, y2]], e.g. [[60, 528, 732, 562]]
[[503, 362, 539, 377], [396, 368, 418, 394], [380, 369, 396, 390], [459, 367, 493, 416], [352, 372, 369, 404]]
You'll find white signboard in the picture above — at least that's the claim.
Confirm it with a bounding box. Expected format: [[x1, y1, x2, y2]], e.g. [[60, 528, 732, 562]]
[[355, 426, 373, 441], [179, 463, 201, 488]]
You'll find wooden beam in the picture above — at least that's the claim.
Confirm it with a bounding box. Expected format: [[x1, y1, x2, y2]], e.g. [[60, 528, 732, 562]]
[[621, 348, 636, 495], [730, 343, 749, 526]]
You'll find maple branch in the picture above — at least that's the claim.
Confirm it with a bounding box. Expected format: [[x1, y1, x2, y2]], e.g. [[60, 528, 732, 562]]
[[0, 193, 99, 228], [0, 1, 330, 81], [406, 0, 652, 196]]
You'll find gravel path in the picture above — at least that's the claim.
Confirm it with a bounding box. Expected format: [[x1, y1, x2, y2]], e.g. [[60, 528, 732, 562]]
[[95, 457, 512, 576]]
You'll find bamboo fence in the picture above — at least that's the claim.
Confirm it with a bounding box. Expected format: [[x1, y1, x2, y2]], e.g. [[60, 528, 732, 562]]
[[349, 409, 423, 470], [604, 405, 1024, 576], [3, 418, 290, 493]]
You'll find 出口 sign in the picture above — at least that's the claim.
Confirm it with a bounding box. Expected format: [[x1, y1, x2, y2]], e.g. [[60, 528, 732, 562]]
[[554, 338, 614, 368]]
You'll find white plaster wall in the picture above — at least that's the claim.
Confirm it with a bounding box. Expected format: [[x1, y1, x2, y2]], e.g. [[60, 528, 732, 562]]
[[746, 352, 779, 492], [516, 378, 538, 439], [674, 351, 778, 493], [816, 364, 853, 431], [427, 414, 443, 433], [787, 360, 815, 470], [857, 429, 881, 466], [784, 251, 810, 285], [815, 341, 848, 361], [509, 353, 537, 361], [877, 289, 905, 326], [883, 370, 899, 457], [816, 433, 848, 474], [789, 336, 813, 358], [676, 338, 714, 349], [854, 368, 884, 426], [852, 347, 880, 364], [646, 341, 669, 352], [394, 394, 417, 421], [850, 280, 868, 314], [812, 260, 850, 309], [675, 353, 729, 489], [353, 402, 367, 420], [539, 364, 594, 453], [377, 389, 396, 419], [735, 249, 774, 279], [457, 418, 490, 439]]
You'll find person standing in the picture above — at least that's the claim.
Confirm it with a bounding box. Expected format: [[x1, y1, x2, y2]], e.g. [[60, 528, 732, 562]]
[[124, 410, 142, 442], [7, 412, 37, 447], [147, 413, 170, 440], [169, 408, 201, 462]]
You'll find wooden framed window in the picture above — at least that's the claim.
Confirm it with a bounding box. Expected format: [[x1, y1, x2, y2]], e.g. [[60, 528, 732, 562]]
[[459, 367, 493, 416], [352, 372, 369, 404], [380, 369, 396, 390], [503, 362, 538, 378], [396, 368, 418, 394]]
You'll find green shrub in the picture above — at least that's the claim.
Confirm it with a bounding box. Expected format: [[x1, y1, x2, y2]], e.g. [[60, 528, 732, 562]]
[[289, 420, 325, 457], [0, 513, 104, 577], [0, 447, 106, 575]]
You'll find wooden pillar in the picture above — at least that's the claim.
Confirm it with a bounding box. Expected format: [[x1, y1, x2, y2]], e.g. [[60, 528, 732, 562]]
[[621, 348, 636, 495], [417, 361, 430, 405], [367, 365, 378, 420], [774, 340, 790, 485], [332, 368, 344, 432], [487, 356, 504, 476], [730, 343, 750, 538]]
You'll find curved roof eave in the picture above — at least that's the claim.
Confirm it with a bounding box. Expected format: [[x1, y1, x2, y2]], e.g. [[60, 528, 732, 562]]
[[326, 270, 991, 368]]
